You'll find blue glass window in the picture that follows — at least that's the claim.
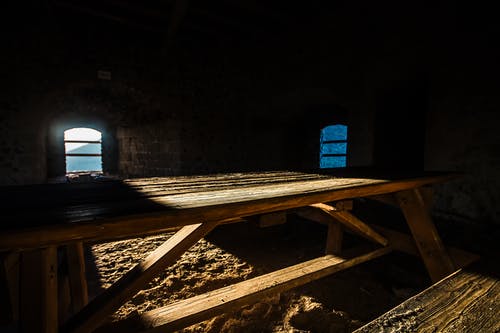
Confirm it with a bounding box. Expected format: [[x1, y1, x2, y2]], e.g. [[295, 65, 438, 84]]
[[320, 124, 347, 168]]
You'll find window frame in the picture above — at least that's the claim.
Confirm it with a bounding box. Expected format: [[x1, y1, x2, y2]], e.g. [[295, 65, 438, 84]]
[[319, 124, 348, 168], [64, 128, 103, 173]]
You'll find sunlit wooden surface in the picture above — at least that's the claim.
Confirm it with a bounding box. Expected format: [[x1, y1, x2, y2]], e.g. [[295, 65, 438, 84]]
[[0, 170, 455, 250]]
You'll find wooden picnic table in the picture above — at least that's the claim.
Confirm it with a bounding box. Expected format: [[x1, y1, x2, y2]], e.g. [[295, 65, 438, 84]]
[[0, 169, 470, 333]]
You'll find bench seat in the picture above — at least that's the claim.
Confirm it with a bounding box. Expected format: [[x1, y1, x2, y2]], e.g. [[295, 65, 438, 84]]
[[355, 260, 500, 333]]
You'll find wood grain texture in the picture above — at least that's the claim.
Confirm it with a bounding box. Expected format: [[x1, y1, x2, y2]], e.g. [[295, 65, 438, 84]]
[[0, 172, 456, 250], [310, 203, 388, 246], [396, 189, 455, 282], [2, 252, 20, 324], [295, 206, 335, 226], [66, 242, 88, 313], [257, 211, 287, 227], [325, 221, 343, 255], [0, 253, 14, 325], [19, 247, 58, 333], [98, 247, 392, 333], [62, 221, 220, 333], [354, 262, 500, 333], [333, 200, 354, 211]]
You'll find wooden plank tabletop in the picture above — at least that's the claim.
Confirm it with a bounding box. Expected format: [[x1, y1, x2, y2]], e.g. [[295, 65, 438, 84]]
[[0, 170, 456, 250]]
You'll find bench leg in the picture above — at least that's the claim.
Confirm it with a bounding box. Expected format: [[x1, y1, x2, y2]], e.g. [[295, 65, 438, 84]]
[[396, 188, 455, 282]]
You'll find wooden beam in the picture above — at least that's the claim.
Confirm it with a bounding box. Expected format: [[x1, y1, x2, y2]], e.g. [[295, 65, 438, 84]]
[[310, 203, 388, 246], [332, 200, 353, 211], [396, 189, 456, 282], [257, 211, 287, 228], [295, 202, 351, 254], [371, 224, 480, 269], [330, 211, 388, 246], [419, 186, 434, 211], [66, 242, 89, 313], [62, 221, 220, 333], [0, 254, 14, 325], [325, 222, 343, 255], [19, 247, 58, 333], [59, 273, 72, 325], [295, 205, 344, 254], [97, 247, 392, 333], [2, 252, 20, 324], [295, 206, 334, 226]]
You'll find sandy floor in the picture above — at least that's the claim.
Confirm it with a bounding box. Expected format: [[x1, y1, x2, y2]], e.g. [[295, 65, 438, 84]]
[[87, 216, 429, 332]]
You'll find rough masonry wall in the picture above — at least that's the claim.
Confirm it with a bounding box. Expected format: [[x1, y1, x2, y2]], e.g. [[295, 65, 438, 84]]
[[424, 6, 500, 226], [0, 2, 379, 185], [2, 1, 499, 226], [427, 96, 500, 225]]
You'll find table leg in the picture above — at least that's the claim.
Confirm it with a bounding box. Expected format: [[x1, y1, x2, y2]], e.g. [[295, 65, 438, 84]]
[[62, 220, 220, 333], [325, 222, 343, 255], [311, 203, 388, 246], [19, 246, 58, 333], [396, 188, 455, 282], [0, 253, 16, 326], [66, 242, 88, 313]]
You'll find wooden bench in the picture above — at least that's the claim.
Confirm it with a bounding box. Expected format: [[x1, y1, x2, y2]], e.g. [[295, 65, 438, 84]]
[[354, 260, 500, 333], [93, 246, 391, 332]]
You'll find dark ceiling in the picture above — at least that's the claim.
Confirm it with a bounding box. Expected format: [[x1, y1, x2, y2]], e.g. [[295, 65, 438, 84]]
[[5, 0, 500, 82], [49, 0, 343, 45]]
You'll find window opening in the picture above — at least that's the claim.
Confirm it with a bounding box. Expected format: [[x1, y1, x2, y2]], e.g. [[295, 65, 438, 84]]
[[320, 124, 347, 168], [64, 127, 102, 173]]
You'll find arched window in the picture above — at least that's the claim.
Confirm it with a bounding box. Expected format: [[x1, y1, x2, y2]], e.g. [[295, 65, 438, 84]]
[[320, 124, 347, 168], [64, 127, 102, 173]]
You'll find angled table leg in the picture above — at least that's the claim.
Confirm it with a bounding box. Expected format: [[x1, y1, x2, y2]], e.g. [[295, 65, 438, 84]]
[[395, 188, 455, 282], [294, 205, 344, 254], [62, 220, 220, 333], [310, 203, 388, 246], [296, 201, 384, 253]]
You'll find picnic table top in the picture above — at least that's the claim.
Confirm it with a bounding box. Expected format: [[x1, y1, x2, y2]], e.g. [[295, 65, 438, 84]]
[[0, 169, 456, 250]]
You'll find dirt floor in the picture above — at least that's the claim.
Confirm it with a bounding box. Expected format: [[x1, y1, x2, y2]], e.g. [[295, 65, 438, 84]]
[[85, 210, 435, 333]]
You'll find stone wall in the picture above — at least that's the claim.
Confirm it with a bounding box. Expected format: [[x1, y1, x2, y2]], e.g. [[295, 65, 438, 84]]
[[426, 96, 500, 225], [1, 1, 499, 226], [423, 5, 500, 226]]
